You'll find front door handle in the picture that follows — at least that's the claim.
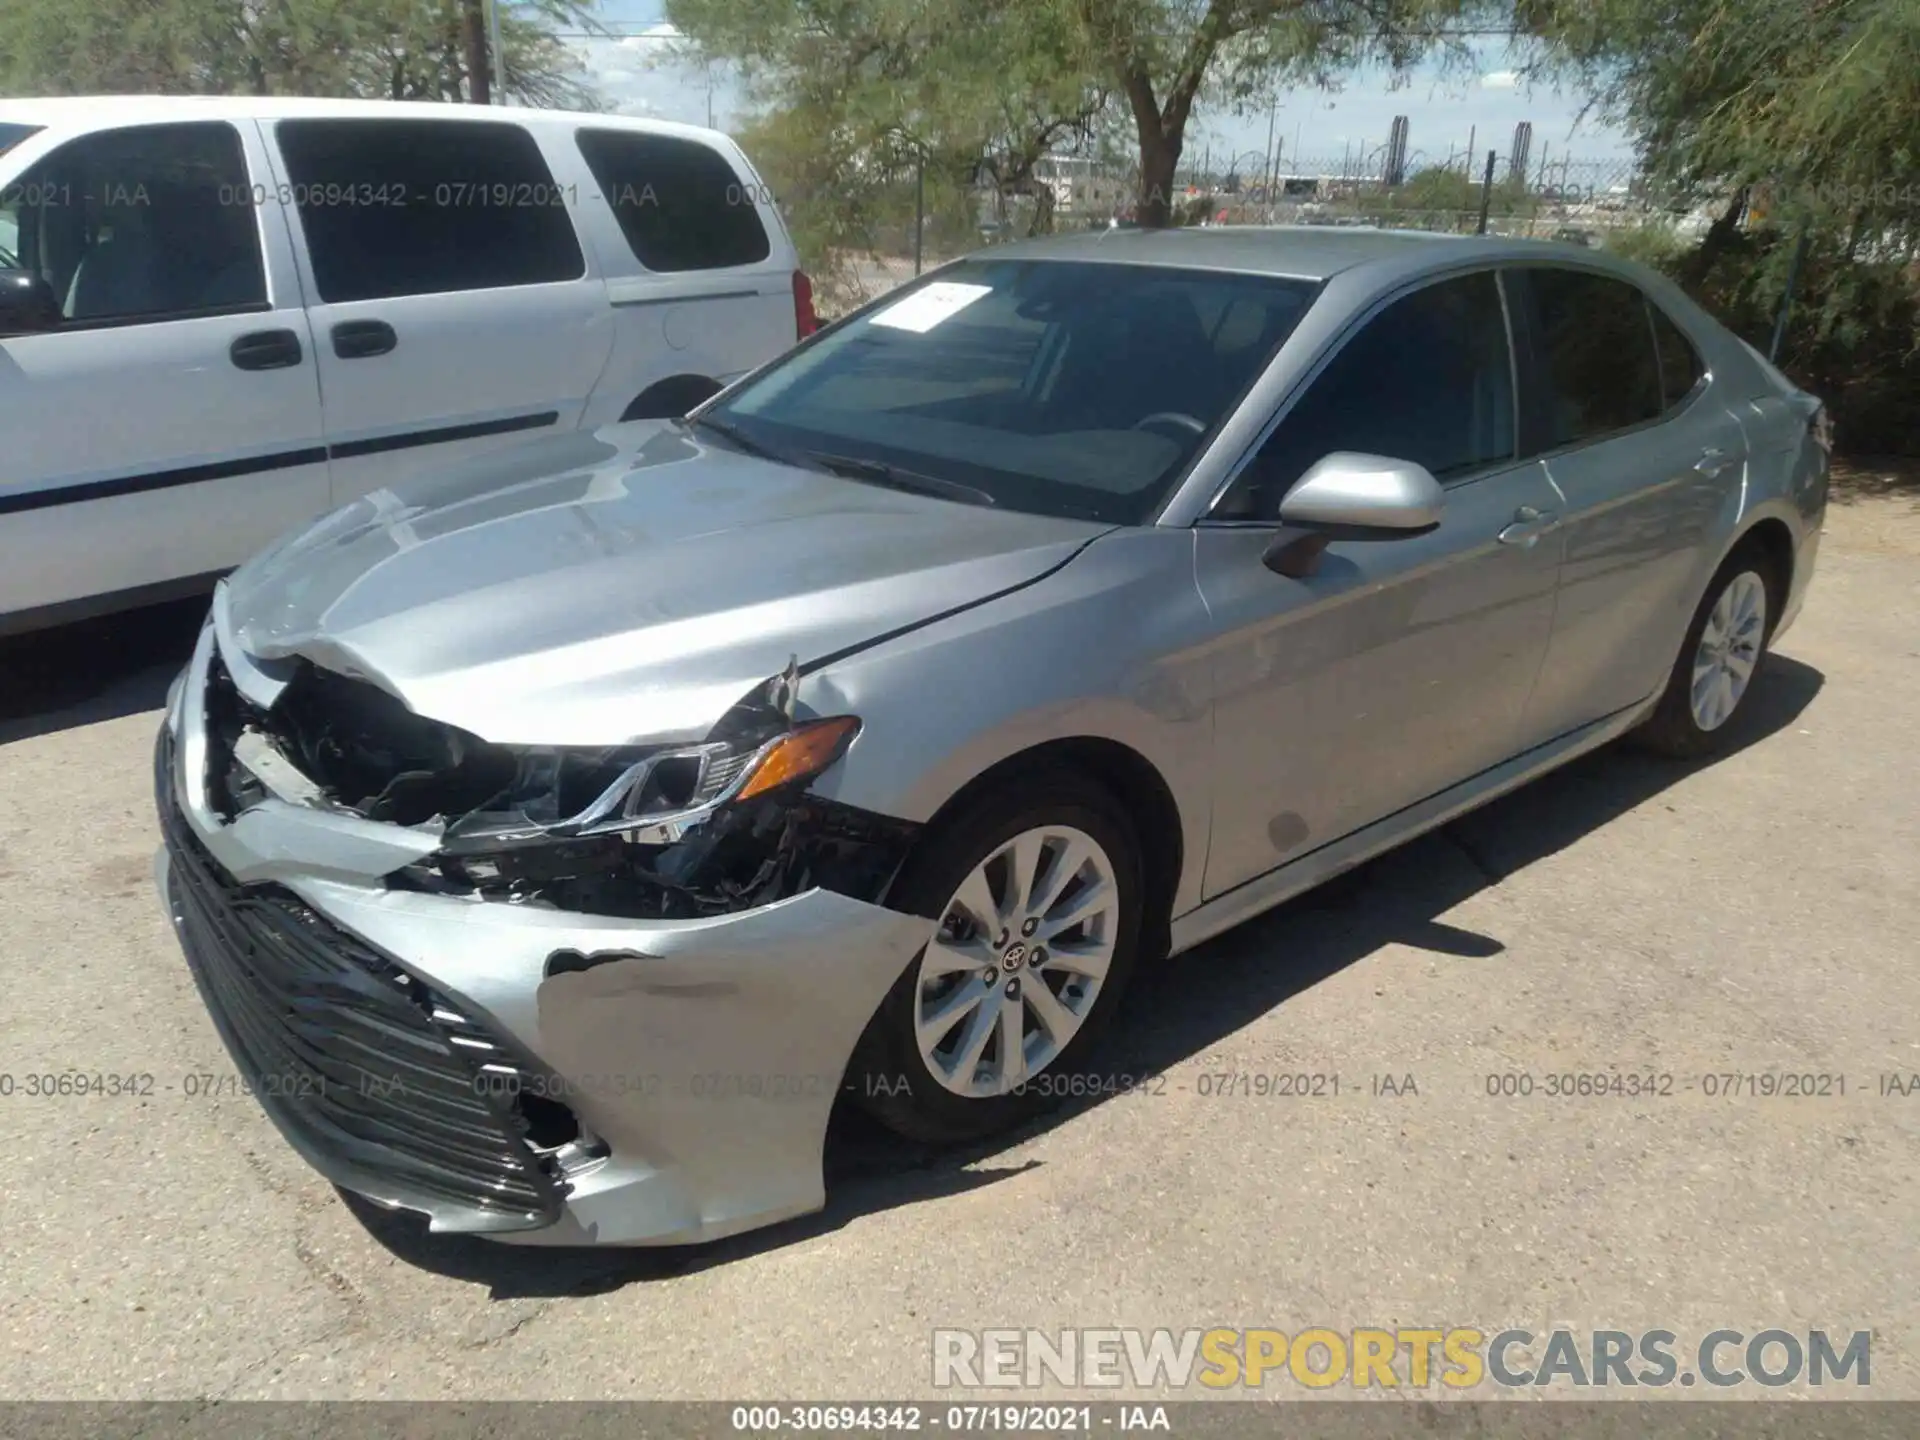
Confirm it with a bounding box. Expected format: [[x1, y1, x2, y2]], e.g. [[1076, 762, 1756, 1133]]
[[331, 319, 397, 359], [1694, 446, 1739, 476], [229, 328, 303, 371], [1497, 504, 1559, 547]]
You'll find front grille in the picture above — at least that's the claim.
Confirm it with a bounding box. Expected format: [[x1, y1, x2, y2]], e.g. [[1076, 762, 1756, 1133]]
[[155, 728, 566, 1231]]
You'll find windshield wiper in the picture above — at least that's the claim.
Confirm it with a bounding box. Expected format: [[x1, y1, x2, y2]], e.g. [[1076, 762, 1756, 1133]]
[[681, 413, 813, 469], [805, 452, 998, 508]]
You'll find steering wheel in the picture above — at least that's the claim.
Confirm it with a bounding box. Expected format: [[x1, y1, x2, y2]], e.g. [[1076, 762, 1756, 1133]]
[[1132, 411, 1207, 438]]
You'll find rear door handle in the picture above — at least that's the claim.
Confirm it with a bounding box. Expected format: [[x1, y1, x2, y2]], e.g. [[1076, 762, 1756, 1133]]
[[1497, 504, 1559, 547], [229, 328, 303, 371], [331, 319, 397, 359], [1694, 447, 1739, 476]]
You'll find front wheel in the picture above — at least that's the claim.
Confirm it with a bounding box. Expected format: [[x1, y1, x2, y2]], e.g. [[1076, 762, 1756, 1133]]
[[1633, 547, 1777, 758], [849, 775, 1145, 1144]]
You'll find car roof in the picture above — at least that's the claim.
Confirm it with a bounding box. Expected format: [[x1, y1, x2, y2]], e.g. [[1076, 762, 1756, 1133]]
[[963, 225, 1617, 283], [0, 94, 729, 145]]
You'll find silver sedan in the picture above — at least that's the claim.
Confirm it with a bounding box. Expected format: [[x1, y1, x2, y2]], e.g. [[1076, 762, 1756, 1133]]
[[154, 228, 1829, 1246]]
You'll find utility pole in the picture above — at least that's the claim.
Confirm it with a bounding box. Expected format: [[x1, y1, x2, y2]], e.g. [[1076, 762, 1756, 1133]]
[[462, 0, 490, 103], [914, 149, 925, 275], [487, 0, 505, 103], [1264, 97, 1278, 203], [1476, 149, 1496, 234]]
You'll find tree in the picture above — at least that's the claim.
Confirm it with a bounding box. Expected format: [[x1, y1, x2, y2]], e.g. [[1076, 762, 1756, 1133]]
[[669, 0, 1108, 241], [1522, 0, 1920, 275], [1525, 0, 1920, 454], [1076, 0, 1486, 225], [673, 0, 1489, 231], [0, 0, 601, 106]]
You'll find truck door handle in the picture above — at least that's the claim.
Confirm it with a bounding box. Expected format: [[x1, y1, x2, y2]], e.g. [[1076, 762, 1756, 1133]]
[[229, 328, 304, 371], [1694, 447, 1739, 476], [331, 319, 397, 359], [1497, 505, 1559, 547]]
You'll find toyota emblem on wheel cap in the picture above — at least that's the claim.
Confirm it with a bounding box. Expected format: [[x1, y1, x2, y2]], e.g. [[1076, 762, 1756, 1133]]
[[1000, 943, 1027, 972]]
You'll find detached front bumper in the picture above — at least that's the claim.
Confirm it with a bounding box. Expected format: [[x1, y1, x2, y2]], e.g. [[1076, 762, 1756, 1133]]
[[154, 617, 931, 1246]]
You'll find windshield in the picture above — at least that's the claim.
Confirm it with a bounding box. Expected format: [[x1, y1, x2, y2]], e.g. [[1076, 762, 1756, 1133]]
[[707, 258, 1320, 524]]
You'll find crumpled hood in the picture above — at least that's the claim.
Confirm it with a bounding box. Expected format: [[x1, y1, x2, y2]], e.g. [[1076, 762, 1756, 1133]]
[[222, 422, 1108, 747]]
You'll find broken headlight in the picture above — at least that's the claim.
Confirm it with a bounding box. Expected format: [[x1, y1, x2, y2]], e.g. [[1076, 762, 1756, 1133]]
[[436, 713, 861, 856], [387, 669, 903, 919], [394, 711, 907, 920]]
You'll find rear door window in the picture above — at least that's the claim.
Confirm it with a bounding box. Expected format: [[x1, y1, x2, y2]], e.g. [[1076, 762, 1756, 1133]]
[[273, 118, 585, 302], [575, 129, 771, 272], [1520, 267, 1665, 449]]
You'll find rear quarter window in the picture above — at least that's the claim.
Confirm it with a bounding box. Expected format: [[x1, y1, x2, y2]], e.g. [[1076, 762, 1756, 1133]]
[[1648, 300, 1706, 411], [575, 128, 771, 273]]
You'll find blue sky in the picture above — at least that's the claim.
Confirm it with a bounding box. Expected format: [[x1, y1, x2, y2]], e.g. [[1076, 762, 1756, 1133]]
[[574, 2, 1634, 165]]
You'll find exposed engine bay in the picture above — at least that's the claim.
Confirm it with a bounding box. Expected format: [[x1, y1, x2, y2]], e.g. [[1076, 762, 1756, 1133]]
[[202, 653, 919, 920]]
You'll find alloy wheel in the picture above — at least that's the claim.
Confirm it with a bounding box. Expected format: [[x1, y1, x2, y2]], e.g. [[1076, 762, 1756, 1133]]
[[1689, 569, 1768, 732], [913, 825, 1120, 1098]]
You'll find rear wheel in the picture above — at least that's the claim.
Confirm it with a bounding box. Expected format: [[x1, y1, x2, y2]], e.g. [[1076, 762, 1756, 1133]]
[[1633, 545, 1778, 758], [850, 775, 1144, 1143]]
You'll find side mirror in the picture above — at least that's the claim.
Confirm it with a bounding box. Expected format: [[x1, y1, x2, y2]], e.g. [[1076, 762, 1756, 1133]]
[[1278, 452, 1445, 532], [1261, 453, 1445, 578], [0, 269, 61, 336]]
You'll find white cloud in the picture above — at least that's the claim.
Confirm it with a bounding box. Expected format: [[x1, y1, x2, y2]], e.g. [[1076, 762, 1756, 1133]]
[[1480, 70, 1519, 89], [572, 36, 738, 127]]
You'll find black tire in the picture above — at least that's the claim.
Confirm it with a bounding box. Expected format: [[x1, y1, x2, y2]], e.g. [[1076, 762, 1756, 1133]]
[[1632, 540, 1782, 759], [848, 773, 1146, 1144]]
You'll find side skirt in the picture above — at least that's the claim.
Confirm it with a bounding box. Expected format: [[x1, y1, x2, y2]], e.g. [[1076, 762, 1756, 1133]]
[[1167, 697, 1658, 958]]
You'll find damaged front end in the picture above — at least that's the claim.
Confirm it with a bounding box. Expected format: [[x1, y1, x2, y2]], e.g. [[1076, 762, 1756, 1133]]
[[161, 618, 942, 1245], [202, 652, 920, 921]]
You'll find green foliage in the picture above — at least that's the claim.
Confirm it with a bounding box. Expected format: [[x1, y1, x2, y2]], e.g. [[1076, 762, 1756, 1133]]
[[1598, 224, 1692, 273], [1525, 0, 1920, 247], [1074, 0, 1494, 222], [1628, 228, 1920, 455], [1356, 166, 1534, 220], [731, 102, 979, 308], [674, 0, 1489, 230], [1526, 0, 1920, 456], [670, 0, 1109, 302], [672, 0, 1105, 207], [0, 0, 600, 106]]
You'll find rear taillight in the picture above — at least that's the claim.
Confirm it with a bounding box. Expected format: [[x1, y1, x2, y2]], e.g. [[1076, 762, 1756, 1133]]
[[1810, 402, 1833, 454], [792, 270, 818, 339]]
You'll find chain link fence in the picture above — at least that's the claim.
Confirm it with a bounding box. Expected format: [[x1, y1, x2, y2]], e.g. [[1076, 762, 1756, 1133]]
[[793, 153, 1707, 319]]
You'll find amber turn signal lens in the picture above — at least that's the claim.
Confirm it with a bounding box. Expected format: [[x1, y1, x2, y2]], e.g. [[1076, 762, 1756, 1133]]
[[735, 716, 861, 801]]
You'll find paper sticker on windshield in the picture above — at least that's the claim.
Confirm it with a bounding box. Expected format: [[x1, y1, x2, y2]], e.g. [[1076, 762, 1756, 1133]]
[[869, 281, 993, 333]]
